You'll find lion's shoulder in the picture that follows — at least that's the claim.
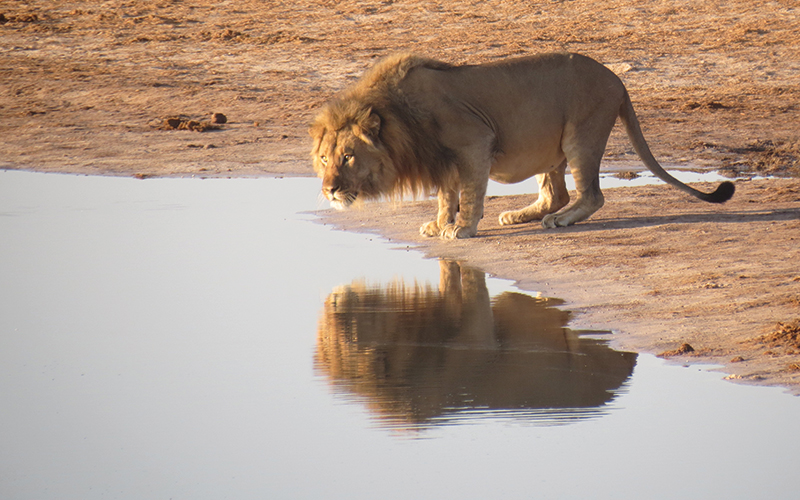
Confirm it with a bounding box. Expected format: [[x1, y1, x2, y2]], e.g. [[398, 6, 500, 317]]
[[349, 53, 453, 96]]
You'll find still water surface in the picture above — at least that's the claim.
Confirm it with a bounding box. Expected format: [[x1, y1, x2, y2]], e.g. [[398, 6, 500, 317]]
[[1, 170, 798, 499], [316, 260, 637, 430]]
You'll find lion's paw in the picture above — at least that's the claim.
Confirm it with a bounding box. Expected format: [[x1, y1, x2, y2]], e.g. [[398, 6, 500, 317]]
[[419, 221, 441, 237], [499, 211, 523, 226], [542, 214, 569, 229], [440, 224, 476, 240]]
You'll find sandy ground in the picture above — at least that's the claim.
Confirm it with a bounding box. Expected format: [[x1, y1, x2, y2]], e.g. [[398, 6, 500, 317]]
[[1, 1, 799, 390]]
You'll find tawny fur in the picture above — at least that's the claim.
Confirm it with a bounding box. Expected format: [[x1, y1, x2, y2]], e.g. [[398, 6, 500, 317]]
[[310, 52, 734, 239]]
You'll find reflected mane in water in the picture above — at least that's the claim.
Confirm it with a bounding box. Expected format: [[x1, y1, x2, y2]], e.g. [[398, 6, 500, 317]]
[[314, 261, 637, 431]]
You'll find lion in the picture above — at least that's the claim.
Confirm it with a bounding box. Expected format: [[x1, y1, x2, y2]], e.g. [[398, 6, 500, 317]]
[[310, 52, 735, 239]]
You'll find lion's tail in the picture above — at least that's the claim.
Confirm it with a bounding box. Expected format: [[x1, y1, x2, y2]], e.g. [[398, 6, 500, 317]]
[[618, 90, 734, 204]]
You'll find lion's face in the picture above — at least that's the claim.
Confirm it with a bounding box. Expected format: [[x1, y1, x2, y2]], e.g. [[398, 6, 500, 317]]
[[312, 129, 377, 208], [310, 108, 389, 209]]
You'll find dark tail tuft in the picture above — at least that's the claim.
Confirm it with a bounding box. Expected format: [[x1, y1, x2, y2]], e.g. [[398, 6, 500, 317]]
[[707, 181, 735, 203]]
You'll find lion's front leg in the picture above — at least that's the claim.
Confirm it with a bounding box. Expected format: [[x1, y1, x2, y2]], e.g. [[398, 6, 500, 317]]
[[420, 186, 459, 237], [423, 130, 494, 239], [439, 176, 487, 240]]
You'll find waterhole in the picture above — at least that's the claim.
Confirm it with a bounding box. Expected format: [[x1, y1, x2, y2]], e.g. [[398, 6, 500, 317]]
[[1, 170, 798, 500]]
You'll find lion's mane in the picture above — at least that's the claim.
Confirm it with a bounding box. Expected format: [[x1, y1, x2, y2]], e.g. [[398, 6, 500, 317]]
[[311, 54, 459, 199]]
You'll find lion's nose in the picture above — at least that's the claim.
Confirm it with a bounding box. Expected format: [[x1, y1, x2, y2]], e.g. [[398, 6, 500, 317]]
[[323, 185, 339, 200]]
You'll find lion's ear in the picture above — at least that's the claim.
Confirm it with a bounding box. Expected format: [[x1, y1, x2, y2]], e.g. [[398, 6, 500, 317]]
[[353, 111, 381, 146], [309, 120, 325, 139]]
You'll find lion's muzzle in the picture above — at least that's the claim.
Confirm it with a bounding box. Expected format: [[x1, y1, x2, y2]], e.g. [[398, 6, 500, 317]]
[[323, 185, 357, 210]]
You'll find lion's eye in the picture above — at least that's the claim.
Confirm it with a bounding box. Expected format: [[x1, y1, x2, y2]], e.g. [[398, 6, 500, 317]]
[[343, 154, 353, 162], [320, 155, 328, 165]]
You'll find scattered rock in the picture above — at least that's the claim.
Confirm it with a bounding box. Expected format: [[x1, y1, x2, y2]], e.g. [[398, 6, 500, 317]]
[[637, 248, 662, 258], [730, 140, 800, 175], [752, 319, 800, 349], [163, 117, 183, 129], [210, 112, 227, 124], [153, 116, 220, 132], [0, 13, 40, 23], [614, 171, 639, 180], [658, 343, 695, 357], [730, 356, 745, 362], [682, 101, 731, 111], [199, 29, 246, 41], [605, 62, 634, 74]]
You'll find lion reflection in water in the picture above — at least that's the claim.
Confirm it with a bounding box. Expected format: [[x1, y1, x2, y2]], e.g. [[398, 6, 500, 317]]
[[315, 261, 636, 430]]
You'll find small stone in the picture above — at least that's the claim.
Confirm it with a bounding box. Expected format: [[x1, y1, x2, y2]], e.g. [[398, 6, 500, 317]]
[[657, 343, 696, 358], [165, 118, 183, 129]]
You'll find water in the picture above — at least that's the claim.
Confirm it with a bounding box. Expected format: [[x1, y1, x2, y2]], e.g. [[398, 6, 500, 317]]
[[485, 168, 732, 196], [1, 170, 798, 500]]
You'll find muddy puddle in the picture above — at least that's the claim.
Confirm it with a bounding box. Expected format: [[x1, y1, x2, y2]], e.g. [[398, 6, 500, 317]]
[[1, 170, 798, 500], [485, 168, 734, 196]]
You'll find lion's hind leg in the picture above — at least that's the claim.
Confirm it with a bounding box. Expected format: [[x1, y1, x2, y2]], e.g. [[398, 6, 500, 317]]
[[541, 156, 604, 229], [541, 107, 617, 229], [499, 161, 569, 226]]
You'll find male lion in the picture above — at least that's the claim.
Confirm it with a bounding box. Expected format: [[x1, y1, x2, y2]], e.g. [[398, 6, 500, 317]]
[[310, 53, 734, 239]]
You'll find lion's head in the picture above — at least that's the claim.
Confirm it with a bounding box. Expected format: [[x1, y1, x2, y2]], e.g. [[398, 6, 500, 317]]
[[309, 102, 395, 209], [310, 54, 460, 209]]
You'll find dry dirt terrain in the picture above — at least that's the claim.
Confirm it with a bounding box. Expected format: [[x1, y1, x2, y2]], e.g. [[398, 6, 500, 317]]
[[2, 1, 799, 390]]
